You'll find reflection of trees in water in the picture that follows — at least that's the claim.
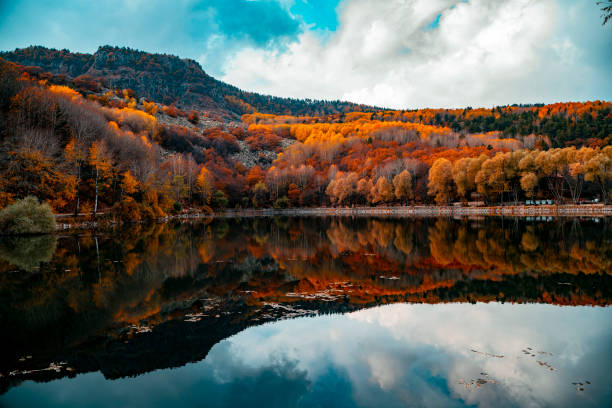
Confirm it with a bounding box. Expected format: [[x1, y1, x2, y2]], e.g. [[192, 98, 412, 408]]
[[0, 217, 610, 392], [0, 235, 56, 271], [0, 218, 610, 356], [402, 218, 612, 277]]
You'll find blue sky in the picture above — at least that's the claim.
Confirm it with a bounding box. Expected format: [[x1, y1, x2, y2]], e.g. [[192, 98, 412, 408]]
[[0, 0, 340, 73], [0, 0, 610, 108]]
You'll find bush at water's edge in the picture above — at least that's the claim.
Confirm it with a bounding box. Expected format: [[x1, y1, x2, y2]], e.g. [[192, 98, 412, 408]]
[[0, 196, 56, 235]]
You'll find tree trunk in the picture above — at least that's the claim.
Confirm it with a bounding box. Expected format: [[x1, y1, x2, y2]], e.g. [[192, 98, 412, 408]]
[[74, 164, 81, 217], [94, 166, 99, 217]]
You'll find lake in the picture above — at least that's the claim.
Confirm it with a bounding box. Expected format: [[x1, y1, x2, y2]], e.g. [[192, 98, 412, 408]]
[[0, 216, 610, 407]]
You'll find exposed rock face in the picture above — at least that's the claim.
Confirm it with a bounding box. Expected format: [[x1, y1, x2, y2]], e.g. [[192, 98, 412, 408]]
[[155, 107, 222, 131], [231, 141, 277, 169]]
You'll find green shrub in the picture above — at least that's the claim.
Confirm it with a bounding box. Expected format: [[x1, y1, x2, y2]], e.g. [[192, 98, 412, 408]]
[[213, 191, 228, 209], [0, 196, 56, 235], [274, 196, 290, 209]]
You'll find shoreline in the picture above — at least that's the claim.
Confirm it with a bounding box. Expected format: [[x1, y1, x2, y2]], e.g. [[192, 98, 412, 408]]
[[219, 204, 612, 218], [53, 204, 612, 230]]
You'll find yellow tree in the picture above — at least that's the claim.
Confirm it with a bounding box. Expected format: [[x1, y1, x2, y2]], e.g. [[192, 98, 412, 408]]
[[520, 172, 538, 198], [562, 147, 596, 204], [121, 170, 139, 197], [326, 172, 359, 205], [252, 181, 268, 208], [65, 138, 87, 216], [325, 179, 338, 204], [336, 172, 359, 204], [583, 148, 612, 204], [195, 166, 213, 205], [534, 149, 564, 202], [370, 176, 394, 204], [453, 155, 487, 201], [393, 170, 412, 204], [356, 178, 374, 204], [428, 158, 453, 204], [475, 152, 524, 204], [452, 158, 472, 201], [88, 140, 113, 215], [504, 151, 526, 203]]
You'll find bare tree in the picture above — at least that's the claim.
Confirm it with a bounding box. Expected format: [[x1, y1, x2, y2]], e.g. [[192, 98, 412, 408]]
[[598, 1, 612, 25]]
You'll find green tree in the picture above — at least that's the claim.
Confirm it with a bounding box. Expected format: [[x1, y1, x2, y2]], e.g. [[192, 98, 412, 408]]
[[213, 190, 228, 209], [0, 196, 56, 234]]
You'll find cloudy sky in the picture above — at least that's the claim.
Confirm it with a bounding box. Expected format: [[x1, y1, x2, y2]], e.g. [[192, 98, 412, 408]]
[[0, 0, 610, 109]]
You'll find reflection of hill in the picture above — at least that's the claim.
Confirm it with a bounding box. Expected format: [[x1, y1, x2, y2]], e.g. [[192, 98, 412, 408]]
[[0, 217, 610, 392], [0, 297, 361, 394]]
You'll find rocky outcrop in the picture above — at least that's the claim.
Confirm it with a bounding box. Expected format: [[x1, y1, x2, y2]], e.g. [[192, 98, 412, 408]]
[[1, 45, 378, 119]]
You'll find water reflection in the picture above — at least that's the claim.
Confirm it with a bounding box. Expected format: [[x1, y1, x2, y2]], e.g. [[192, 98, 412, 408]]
[[0, 235, 56, 271], [0, 217, 610, 406], [2, 303, 610, 408]]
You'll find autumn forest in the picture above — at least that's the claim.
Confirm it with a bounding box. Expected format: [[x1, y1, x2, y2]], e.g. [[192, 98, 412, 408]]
[[0, 46, 611, 221]]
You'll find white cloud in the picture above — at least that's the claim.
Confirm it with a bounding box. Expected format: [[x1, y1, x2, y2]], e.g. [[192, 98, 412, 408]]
[[552, 37, 580, 65], [215, 303, 611, 407], [220, 0, 611, 109]]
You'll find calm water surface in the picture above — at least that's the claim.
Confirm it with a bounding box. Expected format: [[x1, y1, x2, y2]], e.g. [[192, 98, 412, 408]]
[[0, 217, 610, 407]]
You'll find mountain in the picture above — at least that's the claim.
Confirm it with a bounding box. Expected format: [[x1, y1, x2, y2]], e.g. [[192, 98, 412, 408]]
[[0, 45, 377, 119]]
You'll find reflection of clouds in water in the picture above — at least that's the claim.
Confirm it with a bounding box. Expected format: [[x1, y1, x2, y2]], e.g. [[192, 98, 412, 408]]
[[218, 303, 611, 408], [1, 342, 313, 408], [364, 350, 400, 390], [2, 304, 610, 408]]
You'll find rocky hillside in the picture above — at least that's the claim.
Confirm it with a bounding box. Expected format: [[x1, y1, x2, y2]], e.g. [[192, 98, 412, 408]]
[[1, 45, 378, 119]]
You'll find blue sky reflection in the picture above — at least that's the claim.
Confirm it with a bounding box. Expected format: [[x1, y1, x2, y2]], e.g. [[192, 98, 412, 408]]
[[2, 303, 610, 407]]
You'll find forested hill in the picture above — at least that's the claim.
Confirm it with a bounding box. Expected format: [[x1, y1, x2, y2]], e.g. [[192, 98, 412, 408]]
[[0, 46, 377, 119], [0, 45, 611, 220]]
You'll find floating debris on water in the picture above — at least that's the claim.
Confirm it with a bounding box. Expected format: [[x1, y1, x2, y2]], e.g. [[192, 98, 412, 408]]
[[457, 373, 497, 390], [129, 325, 152, 334], [184, 312, 206, 322], [470, 349, 504, 358], [260, 302, 314, 320], [536, 360, 554, 371], [8, 361, 68, 376], [572, 380, 592, 392]]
